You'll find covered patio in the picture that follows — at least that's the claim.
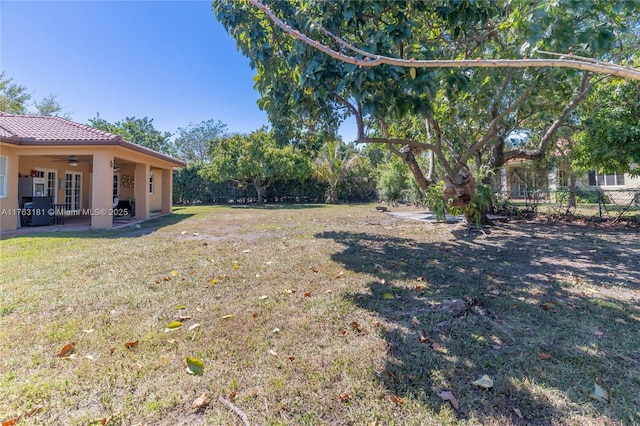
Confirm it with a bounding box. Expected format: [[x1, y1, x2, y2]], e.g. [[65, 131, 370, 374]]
[[0, 113, 186, 233]]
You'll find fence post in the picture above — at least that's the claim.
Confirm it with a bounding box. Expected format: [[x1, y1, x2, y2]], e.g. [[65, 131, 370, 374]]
[[598, 190, 603, 221]]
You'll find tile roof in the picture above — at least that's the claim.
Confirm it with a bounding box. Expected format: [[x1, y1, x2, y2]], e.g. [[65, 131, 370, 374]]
[[0, 112, 123, 142]]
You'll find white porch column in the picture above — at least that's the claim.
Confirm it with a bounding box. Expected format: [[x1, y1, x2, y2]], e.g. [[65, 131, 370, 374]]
[[91, 151, 114, 230], [161, 168, 172, 214], [134, 163, 150, 220], [500, 167, 508, 193]]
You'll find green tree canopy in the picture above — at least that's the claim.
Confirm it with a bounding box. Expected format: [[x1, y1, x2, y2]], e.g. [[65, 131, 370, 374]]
[[202, 127, 311, 203], [573, 77, 640, 174], [89, 114, 176, 156], [33, 94, 70, 118], [174, 119, 228, 163], [312, 139, 360, 204], [0, 72, 31, 114], [212, 0, 640, 208]]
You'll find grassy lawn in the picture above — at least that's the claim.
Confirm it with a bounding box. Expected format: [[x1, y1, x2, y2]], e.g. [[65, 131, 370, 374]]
[[1, 204, 639, 425]]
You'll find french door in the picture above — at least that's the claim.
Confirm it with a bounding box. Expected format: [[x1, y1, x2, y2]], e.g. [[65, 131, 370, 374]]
[[65, 172, 82, 212]]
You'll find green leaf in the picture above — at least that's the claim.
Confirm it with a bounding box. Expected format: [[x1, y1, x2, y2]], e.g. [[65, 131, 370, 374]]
[[473, 374, 494, 389], [383, 292, 395, 300], [589, 382, 610, 403], [409, 67, 417, 80], [166, 321, 182, 331], [186, 356, 205, 375], [175, 305, 186, 310], [595, 300, 624, 311], [220, 314, 235, 320]]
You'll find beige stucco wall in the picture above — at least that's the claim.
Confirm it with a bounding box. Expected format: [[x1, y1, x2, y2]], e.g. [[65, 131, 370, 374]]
[[150, 169, 163, 212], [0, 146, 19, 232], [0, 142, 181, 232]]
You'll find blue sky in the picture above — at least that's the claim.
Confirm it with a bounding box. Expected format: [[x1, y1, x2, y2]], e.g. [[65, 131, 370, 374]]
[[1, 0, 356, 141]]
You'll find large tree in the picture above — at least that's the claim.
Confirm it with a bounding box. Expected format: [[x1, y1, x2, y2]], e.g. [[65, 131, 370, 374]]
[[572, 75, 640, 174], [202, 127, 311, 203], [174, 119, 228, 163], [312, 139, 360, 204], [0, 72, 31, 114], [89, 114, 176, 156], [212, 0, 640, 211]]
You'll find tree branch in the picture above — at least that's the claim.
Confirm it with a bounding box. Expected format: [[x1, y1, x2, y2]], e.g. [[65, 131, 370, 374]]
[[248, 0, 640, 81], [504, 73, 594, 162], [456, 85, 535, 171]]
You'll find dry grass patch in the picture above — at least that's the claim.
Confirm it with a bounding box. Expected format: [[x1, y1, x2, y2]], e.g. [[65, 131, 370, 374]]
[[1, 204, 639, 425]]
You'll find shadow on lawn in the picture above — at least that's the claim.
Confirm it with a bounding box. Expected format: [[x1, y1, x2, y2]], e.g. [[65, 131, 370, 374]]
[[317, 223, 640, 425], [1, 212, 195, 240]]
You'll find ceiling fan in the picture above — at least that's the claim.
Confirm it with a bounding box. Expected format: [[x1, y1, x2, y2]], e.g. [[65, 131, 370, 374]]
[[51, 155, 89, 166]]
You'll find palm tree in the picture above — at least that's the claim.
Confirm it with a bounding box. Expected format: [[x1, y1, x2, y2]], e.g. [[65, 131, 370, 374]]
[[312, 140, 360, 204]]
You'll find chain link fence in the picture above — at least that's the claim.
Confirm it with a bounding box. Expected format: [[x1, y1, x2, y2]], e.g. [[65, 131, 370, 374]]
[[494, 188, 640, 223]]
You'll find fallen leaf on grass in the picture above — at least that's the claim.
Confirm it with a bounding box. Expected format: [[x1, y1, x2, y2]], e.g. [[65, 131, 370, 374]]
[[287, 355, 295, 362], [228, 390, 237, 402], [309, 266, 319, 273], [83, 329, 95, 334], [540, 302, 557, 311], [595, 300, 624, 311], [339, 393, 351, 403], [593, 330, 604, 336], [473, 375, 494, 389], [169, 270, 179, 276], [537, 352, 551, 360], [165, 321, 182, 332], [186, 357, 205, 375], [268, 349, 278, 356], [335, 271, 344, 279], [258, 295, 268, 300], [350, 321, 363, 332], [513, 408, 523, 419], [389, 395, 404, 405], [589, 382, 610, 403], [304, 292, 311, 297], [191, 393, 208, 410], [56, 342, 75, 358], [220, 314, 235, 320], [124, 341, 139, 349], [232, 262, 243, 269], [615, 318, 628, 324], [437, 390, 459, 410], [382, 292, 394, 300], [188, 323, 201, 331], [431, 343, 447, 353], [175, 305, 186, 310], [418, 330, 428, 343]]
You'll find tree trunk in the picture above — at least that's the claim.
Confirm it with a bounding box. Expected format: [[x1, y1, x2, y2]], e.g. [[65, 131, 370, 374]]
[[253, 181, 265, 204], [567, 174, 577, 208], [328, 184, 339, 204]]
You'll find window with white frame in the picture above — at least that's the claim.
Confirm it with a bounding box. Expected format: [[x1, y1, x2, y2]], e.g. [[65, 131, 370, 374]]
[[588, 171, 625, 187], [149, 171, 154, 194], [113, 173, 120, 198], [0, 156, 7, 198], [36, 168, 58, 202]]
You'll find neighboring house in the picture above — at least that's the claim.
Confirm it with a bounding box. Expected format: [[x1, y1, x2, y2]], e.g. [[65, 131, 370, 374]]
[[494, 160, 639, 202], [0, 112, 186, 232]]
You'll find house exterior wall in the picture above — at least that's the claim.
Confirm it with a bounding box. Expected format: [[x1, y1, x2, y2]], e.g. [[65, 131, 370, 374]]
[[0, 143, 182, 232], [0, 146, 20, 232], [150, 169, 163, 212]]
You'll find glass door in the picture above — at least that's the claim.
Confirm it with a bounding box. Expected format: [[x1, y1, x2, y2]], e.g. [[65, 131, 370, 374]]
[[65, 172, 82, 212]]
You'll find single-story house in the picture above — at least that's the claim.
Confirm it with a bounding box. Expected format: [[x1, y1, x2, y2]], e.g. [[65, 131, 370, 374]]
[[494, 159, 639, 203], [0, 112, 186, 232]]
